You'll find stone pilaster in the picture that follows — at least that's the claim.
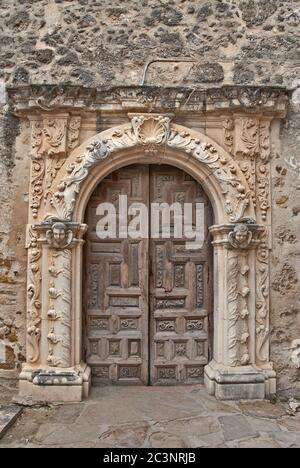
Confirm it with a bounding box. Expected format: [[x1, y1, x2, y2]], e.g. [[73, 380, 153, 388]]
[[204, 222, 274, 400], [19, 221, 90, 403]]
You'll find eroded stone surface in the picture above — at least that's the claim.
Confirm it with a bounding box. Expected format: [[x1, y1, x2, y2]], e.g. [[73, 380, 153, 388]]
[[0, 405, 22, 438], [218, 415, 258, 442]]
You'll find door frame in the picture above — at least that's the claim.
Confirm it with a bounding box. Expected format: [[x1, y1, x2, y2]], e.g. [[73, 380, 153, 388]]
[[82, 163, 214, 386], [20, 114, 276, 402]]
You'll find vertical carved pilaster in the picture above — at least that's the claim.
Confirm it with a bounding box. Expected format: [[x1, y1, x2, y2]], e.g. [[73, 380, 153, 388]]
[[255, 119, 272, 366], [25, 221, 87, 371], [29, 118, 44, 220], [43, 222, 86, 368], [227, 223, 253, 366], [26, 226, 42, 363]]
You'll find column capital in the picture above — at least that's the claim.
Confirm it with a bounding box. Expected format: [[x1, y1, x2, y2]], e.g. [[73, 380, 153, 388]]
[[26, 221, 87, 249], [209, 221, 265, 249]]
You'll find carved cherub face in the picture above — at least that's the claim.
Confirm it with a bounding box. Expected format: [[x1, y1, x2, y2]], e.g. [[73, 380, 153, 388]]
[[52, 223, 66, 244], [228, 223, 252, 249], [46, 222, 73, 249], [234, 225, 248, 244]]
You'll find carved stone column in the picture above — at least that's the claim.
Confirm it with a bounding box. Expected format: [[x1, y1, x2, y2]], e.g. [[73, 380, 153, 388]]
[[19, 221, 90, 403], [204, 221, 273, 400]]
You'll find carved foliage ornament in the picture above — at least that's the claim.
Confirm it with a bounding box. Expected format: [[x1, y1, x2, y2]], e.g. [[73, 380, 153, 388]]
[[26, 226, 42, 363], [29, 115, 81, 219], [235, 118, 271, 162], [49, 116, 254, 223]]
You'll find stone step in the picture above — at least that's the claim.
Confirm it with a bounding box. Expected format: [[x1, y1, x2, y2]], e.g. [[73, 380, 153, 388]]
[[0, 405, 22, 439]]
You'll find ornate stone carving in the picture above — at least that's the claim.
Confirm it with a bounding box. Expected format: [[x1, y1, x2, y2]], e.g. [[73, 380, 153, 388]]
[[131, 114, 171, 153], [26, 226, 42, 363], [47, 248, 72, 368], [42, 117, 67, 158], [47, 348, 62, 367], [9, 85, 288, 115], [227, 251, 251, 366], [29, 120, 45, 219], [68, 116, 81, 150], [256, 231, 270, 364], [228, 224, 252, 249], [50, 118, 254, 224], [26, 222, 86, 371], [239, 161, 256, 207], [236, 118, 260, 159], [223, 118, 234, 155], [46, 222, 73, 249], [256, 163, 270, 222], [259, 121, 271, 162]]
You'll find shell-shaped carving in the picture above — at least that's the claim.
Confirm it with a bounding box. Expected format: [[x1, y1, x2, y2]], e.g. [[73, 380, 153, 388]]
[[132, 115, 170, 146]]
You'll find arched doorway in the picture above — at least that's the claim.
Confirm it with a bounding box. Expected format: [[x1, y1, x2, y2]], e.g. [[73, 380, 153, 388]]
[[83, 163, 213, 386]]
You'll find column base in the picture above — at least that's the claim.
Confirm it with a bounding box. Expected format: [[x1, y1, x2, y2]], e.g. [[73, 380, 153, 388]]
[[16, 362, 91, 404], [204, 360, 276, 400]]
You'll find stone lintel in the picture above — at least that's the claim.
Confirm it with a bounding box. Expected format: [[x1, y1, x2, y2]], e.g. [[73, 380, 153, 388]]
[[7, 85, 289, 117]]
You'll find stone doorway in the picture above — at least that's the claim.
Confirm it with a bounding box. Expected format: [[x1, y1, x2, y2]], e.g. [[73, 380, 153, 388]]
[[83, 164, 213, 386]]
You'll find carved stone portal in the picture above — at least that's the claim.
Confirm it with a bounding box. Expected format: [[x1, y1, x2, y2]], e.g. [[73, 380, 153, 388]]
[[10, 86, 287, 402]]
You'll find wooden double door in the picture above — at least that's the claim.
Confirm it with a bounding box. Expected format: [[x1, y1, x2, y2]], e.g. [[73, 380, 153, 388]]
[[84, 164, 213, 385]]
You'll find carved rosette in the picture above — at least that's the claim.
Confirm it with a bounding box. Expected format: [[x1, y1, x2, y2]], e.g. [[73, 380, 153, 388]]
[[47, 115, 254, 224]]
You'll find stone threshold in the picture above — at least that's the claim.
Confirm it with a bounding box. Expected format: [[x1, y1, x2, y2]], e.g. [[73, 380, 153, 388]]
[[0, 405, 22, 439]]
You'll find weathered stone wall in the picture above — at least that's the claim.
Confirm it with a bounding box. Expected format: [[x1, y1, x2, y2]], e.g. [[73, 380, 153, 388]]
[[0, 0, 299, 397]]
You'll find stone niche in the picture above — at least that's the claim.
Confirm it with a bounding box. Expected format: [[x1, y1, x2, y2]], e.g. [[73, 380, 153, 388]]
[[7, 85, 288, 403]]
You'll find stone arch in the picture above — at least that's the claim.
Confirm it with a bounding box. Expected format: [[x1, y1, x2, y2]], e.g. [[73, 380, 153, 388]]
[[20, 114, 275, 403], [47, 114, 256, 225]]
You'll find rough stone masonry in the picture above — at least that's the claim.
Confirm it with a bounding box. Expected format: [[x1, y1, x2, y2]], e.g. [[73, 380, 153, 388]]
[[0, 0, 299, 399]]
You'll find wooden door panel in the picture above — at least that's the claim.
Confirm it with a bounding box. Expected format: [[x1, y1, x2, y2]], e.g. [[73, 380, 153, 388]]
[[84, 163, 213, 386], [149, 165, 212, 385], [84, 165, 149, 385]]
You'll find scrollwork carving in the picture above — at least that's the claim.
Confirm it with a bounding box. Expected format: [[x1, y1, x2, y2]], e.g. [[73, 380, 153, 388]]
[[27, 226, 42, 363], [256, 230, 270, 364], [223, 118, 234, 155], [49, 118, 254, 223], [30, 120, 45, 219], [68, 116, 81, 151], [227, 251, 251, 366]]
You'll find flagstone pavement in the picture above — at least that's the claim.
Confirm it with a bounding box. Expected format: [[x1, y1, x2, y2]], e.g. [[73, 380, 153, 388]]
[[0, 384, 299, 448]]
